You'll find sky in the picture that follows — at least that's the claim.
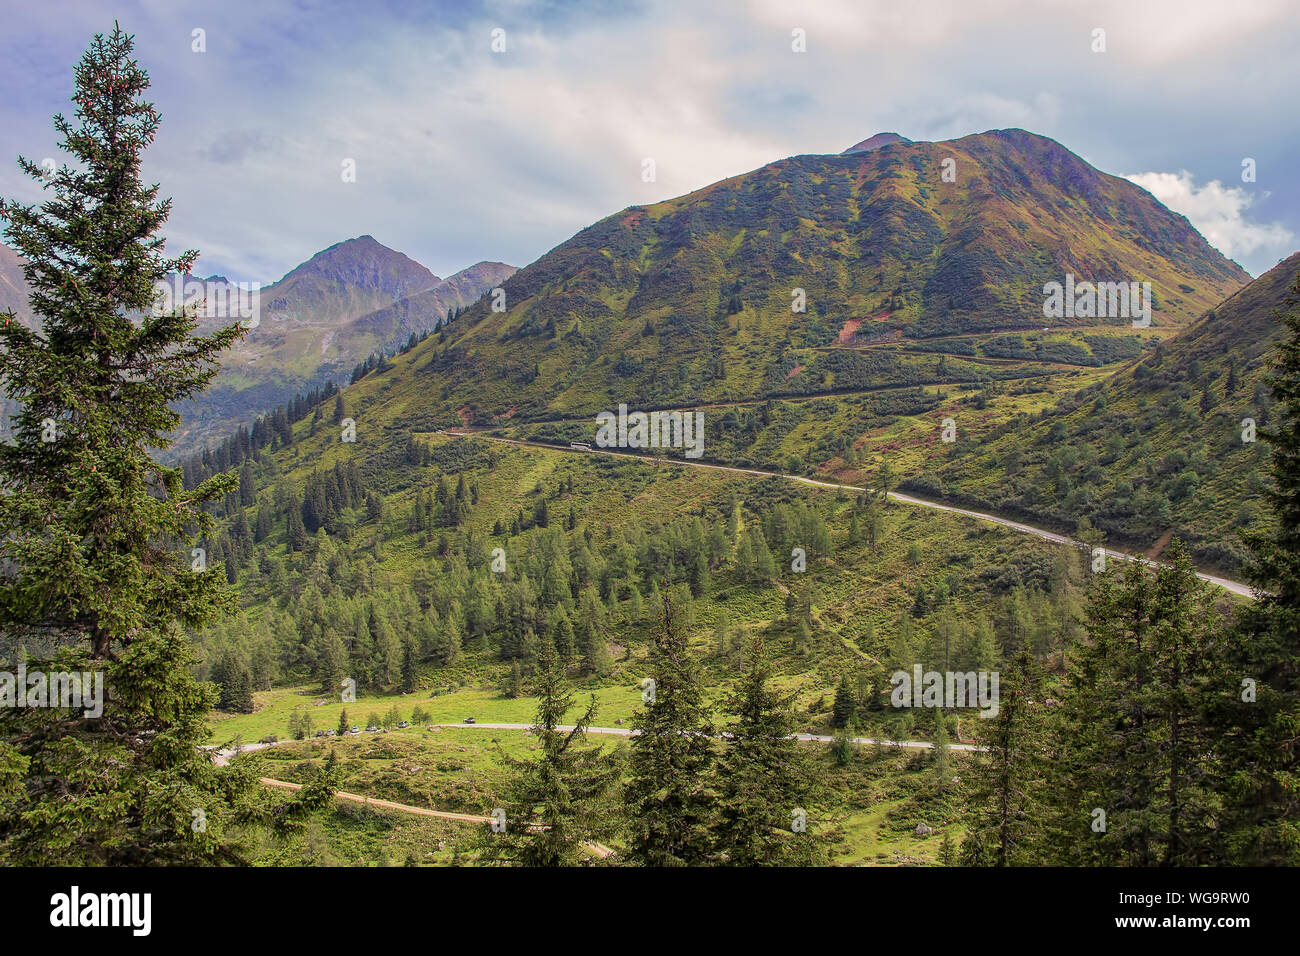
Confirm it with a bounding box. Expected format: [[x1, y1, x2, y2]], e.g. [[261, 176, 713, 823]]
[[0, 0, 1297, 282]]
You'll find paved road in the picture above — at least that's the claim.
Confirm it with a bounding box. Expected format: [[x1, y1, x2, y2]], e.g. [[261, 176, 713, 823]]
[[212, 723, 985, 755], [433, 722, 985, 752], [447, 432, 1255, 599]]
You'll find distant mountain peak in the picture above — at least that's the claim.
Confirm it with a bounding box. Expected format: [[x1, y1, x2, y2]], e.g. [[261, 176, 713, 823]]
[[843, 132, 911, 154], [280, 234, 437, 283]]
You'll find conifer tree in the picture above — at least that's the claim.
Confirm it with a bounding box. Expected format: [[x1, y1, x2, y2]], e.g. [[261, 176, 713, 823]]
[[289, 705, 312, 741], [548, 606, 576, 664], [502, 660, 524, 699], [751, 527, 776, 583], [831, 675, 857, 729], [1222, 272, 1300, 863], [932, 711, 952, 792], [713, 635, 823, 865], [625, 585, 715, 865], [939, 831, 956, 865], [1050, 546, 1225, 865], [959, 650, 1047, 866], [0, 25, 269, 863], [575, 586, 612, 676], [486, 639, 620, 866]]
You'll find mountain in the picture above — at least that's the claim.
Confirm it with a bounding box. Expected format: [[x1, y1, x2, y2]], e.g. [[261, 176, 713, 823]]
[[0, 236, 515, 456], [843, 132, 911, 153], [0, 242, 34, 329], [344, 261, 517, 349], [175, 130, 1293, 865], [248, 235, 441, 328], [168, 238, 513, 456], [922, 252, 1300, 572], [337, 128, 1247, 433]]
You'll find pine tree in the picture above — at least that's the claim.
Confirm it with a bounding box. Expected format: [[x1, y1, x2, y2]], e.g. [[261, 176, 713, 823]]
[[831, 675, 857, 729], [400, 641, 419, 693], [713, 635, 823, 865], [485, 639, 620, 866], [383, 703, 402, 729], [938, 832, 956, 866], [876, 460, 895, 501], [624, 585, 715, 865], [289, 705, 313, 740], [575, 586, 611, 676], [1226, 272, 1300, 863], [751, 528, 776, 583], [337, 709, 350, 737], [287, 506, 308, 552], [238, 461, 256, 507], [548, 606, 576, 665], [959, 650, 1047, 866], [733, 528, 756, 581], [1050, 546, 1225, 865], [0, 25, 260, 864], [868, 501, 883, 549], [502, 661, 524, 699], [932, 711, 951, 792], [713, 612, 731, 659], [439, 614, 463, 667]]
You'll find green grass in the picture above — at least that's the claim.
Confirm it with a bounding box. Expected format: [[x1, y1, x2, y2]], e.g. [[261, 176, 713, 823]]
[[208, 683, 643, 746], [227, 723, 971, 866]]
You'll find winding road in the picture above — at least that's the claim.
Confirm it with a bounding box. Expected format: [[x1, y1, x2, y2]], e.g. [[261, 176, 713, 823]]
[[431, 721, 984, 751], [447, 431, 1255, 599]]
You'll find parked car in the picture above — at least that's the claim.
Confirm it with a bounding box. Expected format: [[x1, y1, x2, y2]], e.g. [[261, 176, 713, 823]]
[[314, 730, 326, 737], [350, 726, 360, 734], [259, 735, 278, 744], [463, 717, 476, 724], [397, 720, 410, 728]]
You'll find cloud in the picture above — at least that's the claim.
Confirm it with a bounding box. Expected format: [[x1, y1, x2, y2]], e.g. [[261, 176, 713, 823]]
[[1126, 170, 1295, 270], [0, 1, 1296, 281]]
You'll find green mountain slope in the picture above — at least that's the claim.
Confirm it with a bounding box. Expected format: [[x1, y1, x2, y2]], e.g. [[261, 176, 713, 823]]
[[364, 129, 1246, 430], [920, 252, 1300, 571]]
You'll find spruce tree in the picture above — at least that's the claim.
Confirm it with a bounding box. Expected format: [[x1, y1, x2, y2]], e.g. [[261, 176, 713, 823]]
[[932, 711, 952, 793], [485, 639, 620, 866], [751, 527, 776, 583], [0, 25, 259, 864], [959, 650, 1047, 866], [1225, 271, 1300, 863], [624, 585, 715, 865], [548, 606, 575, 665], [831, 675, 857, 728], [1049, 546, 1225, 865], [713, 635, 823, 865]]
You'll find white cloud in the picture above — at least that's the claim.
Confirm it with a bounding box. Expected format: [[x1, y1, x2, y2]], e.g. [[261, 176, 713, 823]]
[[1126, 170, 1295, 270], [3, 1, 1297, 280]]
